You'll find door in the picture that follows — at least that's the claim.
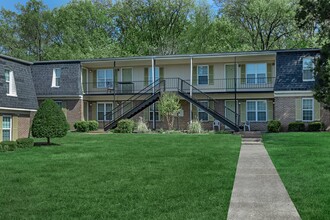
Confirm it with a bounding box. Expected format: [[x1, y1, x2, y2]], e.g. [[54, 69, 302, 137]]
[[225, 100, 238, 128], [225, 64, 235, 91], [121, 68, 133, 93]]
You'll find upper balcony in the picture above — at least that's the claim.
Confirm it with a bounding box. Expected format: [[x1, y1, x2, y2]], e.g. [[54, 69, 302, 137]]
[[82, 77, 275, 95]]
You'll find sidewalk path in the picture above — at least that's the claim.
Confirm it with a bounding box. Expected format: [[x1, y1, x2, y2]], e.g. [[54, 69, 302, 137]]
[[227, 137, 301, 220]]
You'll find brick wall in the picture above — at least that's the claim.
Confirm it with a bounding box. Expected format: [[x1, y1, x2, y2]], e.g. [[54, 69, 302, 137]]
[[18, 114, 31, 138], [66, 99, 83, 129]]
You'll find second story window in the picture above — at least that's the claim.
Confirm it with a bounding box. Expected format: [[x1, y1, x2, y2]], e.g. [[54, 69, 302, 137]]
[[148, 67, 160, 84], [246, 63, 266, 84], [97, 69, 113, 88], [303, 57, 315, 81], [52, 68, 61, 87], [5, 69, 10, 94], [4, 69, 17, 96], [198, 65, 208, 85]]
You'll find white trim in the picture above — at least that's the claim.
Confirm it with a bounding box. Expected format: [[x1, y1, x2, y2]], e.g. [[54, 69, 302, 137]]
[[0, 107, 37, 112], [246, 100, 267, 122], [96, 102, 113, 121], [302, 98, 314, 122], [274, 90, 314, 97], [2, 115, 12, 141], [37, 95, 83, 99], [197, 65, 209, 85]]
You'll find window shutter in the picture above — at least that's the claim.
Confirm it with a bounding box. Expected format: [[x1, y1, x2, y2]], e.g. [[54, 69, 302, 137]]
[[9, 71, 17, 96], [160, 67, 164, 80], [209, 101, 214, 121], [209, 65, 214, 85], [314, 100, 321, 121], [13, 115, 18, 140], [192, 66, 197, 85], [267, 100, 273, 121], [240, 101, 246, 123], [295, 98, 302, 121], [92, 103, 97, 120], [192, 105, 198, 120], [267, 63, 272, 84], [93, 70, 97, 88], [144, 68, 149, 86], [240, 64, 246, 84]]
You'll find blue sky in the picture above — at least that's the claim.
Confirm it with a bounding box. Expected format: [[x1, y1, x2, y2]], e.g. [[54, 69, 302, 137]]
[[0, 0, 71, 11]]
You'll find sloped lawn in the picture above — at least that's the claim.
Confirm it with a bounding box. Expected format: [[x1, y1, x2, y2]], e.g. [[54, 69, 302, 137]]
[[0, 133, 241, 219], [263, 132, 330, 220]]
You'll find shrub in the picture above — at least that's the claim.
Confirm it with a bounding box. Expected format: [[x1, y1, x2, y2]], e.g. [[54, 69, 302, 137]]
[[88, 120, 99, 131], [74, 121, 90, 132], [31, 99, 69, 145], [16, 138, 34, 148], [115, 119, 135, 133], [1, 141, 17, 151], [136, 117, 149, 133], [288, 122, 305, 132], [188, 120, 203, 133], [307, 122, 325, 132], [267, 120, 281, 133]]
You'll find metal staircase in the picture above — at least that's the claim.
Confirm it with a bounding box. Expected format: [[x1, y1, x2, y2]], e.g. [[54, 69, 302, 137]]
[[103, 79, 165, 131]]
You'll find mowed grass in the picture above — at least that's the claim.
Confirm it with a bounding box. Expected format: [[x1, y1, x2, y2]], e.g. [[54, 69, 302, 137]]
[[263, 132, 330, 220], [0, 133, 241, 219]]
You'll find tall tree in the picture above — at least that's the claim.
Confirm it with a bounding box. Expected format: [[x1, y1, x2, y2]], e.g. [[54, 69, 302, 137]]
[[297, 0, 330, 109]]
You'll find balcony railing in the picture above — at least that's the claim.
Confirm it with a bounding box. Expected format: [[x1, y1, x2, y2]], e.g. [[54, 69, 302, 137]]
[[82, 77, 275, 95]]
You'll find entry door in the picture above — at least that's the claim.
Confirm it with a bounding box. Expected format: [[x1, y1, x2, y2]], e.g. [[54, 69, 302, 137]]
[[225, 100, 238, 128], [225, 65, 235, 91], [121, 68, 133, 93]]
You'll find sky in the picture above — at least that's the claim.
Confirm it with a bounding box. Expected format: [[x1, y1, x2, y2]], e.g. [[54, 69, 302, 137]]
[[0, 0, 71, 11]]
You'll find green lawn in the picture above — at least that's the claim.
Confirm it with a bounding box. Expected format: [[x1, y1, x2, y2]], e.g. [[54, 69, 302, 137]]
[[263, 132, 330, 220], [0, 133, 241, 219]]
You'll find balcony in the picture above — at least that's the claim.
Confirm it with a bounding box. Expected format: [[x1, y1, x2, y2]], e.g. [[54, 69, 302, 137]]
[[82, 77, 275, 95]]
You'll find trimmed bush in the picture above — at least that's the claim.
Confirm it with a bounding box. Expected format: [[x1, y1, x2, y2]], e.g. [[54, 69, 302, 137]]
[[267, 120, 281, 133], [1, 141, 17, 151], [114, 119, 135, 133], [188, 120, 203, 133], [16, 138, 34, 148], [288, 122, 305, 132], [74, 121, 90, 132], [307, 122, 325, 132], [88, 120, 99, 131]]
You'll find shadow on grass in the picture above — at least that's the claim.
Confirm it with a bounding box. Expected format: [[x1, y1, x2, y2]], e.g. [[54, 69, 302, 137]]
[[34, 142, 61, 147]]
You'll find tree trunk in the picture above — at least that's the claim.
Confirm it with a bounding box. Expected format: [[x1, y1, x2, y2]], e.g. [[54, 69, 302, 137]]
[[47, 137, 50, 145]]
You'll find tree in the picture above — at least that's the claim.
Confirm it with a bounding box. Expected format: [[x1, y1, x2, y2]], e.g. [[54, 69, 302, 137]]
[[31, 99, 69, 145], [296, 0, 330, 109], [158, 92, 181, 130]]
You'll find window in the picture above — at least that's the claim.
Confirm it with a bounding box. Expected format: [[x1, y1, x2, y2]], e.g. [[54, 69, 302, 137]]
[[149, 104, 159, 121], [4, 69, 17, 96], [52, 68, 61, 87], [198, 65, 208, 85], [302, 98, 313, 121], [246, 101, 267, 122], [97, 69, 113, 88], [246, 63, 266, 84], [2, 116, 12, 141], [55, 101, 62, 108], [303, 57, 315, 81], [198, 101, 209, 121], [97, 103, 113, 121], [148, 67, 160, 84]]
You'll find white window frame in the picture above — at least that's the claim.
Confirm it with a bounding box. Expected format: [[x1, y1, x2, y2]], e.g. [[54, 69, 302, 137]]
[[5, 69, 17, 97], [97, 69, 113, 89], [2, 115, 12, 141], [198, 101, 209, 121], [302, 57, 315, 82], [246, 63, 267, 84], [302, 98, 314, 122], [149, 104, 160, 121], [148, 67, 160, 85], [97, 102, 113, 121], [197, 65, 209, 85], [246, 100, 267, 122], [52, 68, 61, 88]]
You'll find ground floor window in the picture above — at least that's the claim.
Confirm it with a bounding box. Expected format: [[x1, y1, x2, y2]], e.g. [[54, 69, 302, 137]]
[[149, 104, 159, 121], [302, 98, 313, 121], [246, 100, 267, 121], [198, 101, 209, 121], [55, 101, 63, 108], [97, 103, 113, 121], [2, 115, 12, 141]]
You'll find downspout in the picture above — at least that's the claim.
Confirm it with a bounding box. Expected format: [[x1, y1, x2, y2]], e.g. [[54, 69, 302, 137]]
[[152, 57, 156, 130], [190, 57, 193, 121], [234, 57, 237, 125]]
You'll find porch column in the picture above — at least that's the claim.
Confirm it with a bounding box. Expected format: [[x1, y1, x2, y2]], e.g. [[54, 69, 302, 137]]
[[190, 57, 193, 121]]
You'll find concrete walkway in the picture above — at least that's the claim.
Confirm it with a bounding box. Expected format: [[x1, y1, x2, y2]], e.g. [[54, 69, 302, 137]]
[[227, 136, 301, 220]]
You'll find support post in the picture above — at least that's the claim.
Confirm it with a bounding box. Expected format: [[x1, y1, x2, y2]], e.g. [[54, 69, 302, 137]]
[[190, 57, 193, 121], [152, 57, 156, 130], [234, 57, 237, 125]]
